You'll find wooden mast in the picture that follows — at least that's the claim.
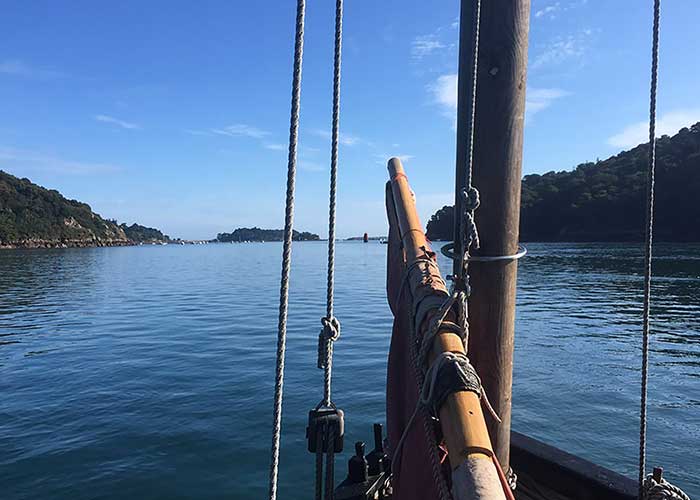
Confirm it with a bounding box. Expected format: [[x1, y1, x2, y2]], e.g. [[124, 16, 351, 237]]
[[456, 0, 531, 469]]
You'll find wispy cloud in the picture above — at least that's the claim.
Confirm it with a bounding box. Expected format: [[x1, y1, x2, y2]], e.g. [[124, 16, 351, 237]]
[[429, 73, 458, 118], [526, 88, 571, 121], [185, 129, 211, 136], [429, 74, 568, 124], [411, 35, 446, 60], [95, 114, 141, 130], [607, 109, 700, 149], [0, 59, 64, 79], [534, 2, 561, 19], [0, 146, 122, 175], [212, 124, 270, 139], [188, 124, 291, 154], [311, 129, 360, 146], [530, 30, 593, 70]]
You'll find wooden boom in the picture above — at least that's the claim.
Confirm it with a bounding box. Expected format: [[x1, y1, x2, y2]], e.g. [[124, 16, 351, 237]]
[[387, 157, 510, 499]]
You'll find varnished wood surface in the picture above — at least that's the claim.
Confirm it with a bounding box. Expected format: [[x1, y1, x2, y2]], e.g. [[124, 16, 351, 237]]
[[456, 0, 532, 469]]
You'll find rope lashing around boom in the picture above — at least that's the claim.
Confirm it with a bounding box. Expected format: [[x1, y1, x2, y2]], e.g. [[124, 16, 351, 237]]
[[267, 1, 306, 499], [392, 256, 503, 500]]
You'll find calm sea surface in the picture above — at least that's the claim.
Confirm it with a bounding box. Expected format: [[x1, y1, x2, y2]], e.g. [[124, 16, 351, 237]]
[[1, 242, 698, 499]]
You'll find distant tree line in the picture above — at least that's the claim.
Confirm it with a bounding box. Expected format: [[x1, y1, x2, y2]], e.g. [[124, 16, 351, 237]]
[[426, 122, 700, 242], [217, 227, 320, 242]]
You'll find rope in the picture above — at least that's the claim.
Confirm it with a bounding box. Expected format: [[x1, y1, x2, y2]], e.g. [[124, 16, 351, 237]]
[[453, 0, 483, 285], [391, 258, 503, 500], [325, 428, 336, 500], [505, 467, 517, 492], [315, 430, 324, 500], [268, 1, 306, 499], [638, 1, 660, 498], [319, 0, 344, 411], [313, 3, 344, 499], [642, 474, 691, 500]]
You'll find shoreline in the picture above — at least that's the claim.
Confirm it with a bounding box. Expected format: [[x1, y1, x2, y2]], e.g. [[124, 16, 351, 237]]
[[0, 239, 167, 250]]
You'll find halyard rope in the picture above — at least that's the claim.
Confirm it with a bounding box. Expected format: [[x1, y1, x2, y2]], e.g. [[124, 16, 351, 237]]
[[638, 0, 660, 498], [637, 3, 690, 499], [455, 0, 483, 284], [268, 1, 306, 499], [319, 0, 344, 410], [315, 2, 344, 499]]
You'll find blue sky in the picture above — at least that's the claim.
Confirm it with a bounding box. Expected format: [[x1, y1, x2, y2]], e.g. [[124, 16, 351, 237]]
[[1, 1, 698, 239]]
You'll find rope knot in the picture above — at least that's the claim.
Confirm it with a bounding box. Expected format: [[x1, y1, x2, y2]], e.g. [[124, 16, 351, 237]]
[[462, 186, 480, 211], [320, 316, 341, 341], [317, 317, 340, 370]]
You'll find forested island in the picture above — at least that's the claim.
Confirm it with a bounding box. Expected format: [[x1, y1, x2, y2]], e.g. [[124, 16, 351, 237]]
[[427, 122, 700, 242], [0, 170, 170, 248], [216, 227, 320, 242]]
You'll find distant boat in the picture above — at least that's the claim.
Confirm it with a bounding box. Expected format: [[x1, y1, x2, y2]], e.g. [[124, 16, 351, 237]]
[[363, 232, 369, 243]]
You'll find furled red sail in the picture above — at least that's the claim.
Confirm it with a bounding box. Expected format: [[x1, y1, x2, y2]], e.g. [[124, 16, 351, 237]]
[[384, 183, 449, 499]]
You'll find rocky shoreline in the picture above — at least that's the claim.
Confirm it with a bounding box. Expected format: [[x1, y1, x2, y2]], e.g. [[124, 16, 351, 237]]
[[0, 239, 164, 250]]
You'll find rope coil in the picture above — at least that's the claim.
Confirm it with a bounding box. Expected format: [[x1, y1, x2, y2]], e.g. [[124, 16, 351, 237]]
[[642, 474, 691, 500]]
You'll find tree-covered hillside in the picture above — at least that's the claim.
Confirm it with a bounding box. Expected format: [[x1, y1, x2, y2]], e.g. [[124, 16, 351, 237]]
[[217, 227, 320, 242], [426, 123, 700, 242], [120, 223, 170, 243], [0, 170, 168, 246]]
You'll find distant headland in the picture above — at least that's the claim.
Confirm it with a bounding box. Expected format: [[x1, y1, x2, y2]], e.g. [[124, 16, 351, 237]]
[[0, 169, 323, 249], [216, 227, 319, 242], [0, 170, 169, 249], [426, 122, 700, 242]]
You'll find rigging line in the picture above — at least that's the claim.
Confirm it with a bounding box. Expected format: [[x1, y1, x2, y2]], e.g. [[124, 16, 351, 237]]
[[452, 0, 483, 284], [638, 0, 661, 499], [268, 1, 307, 499], [324, 428, 336, 500], [315, 429, 324, 500], [322, 0, 344, 409]]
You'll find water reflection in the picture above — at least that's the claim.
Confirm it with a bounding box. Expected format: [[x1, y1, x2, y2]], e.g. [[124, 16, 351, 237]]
[[0, 242, 698, 499]]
